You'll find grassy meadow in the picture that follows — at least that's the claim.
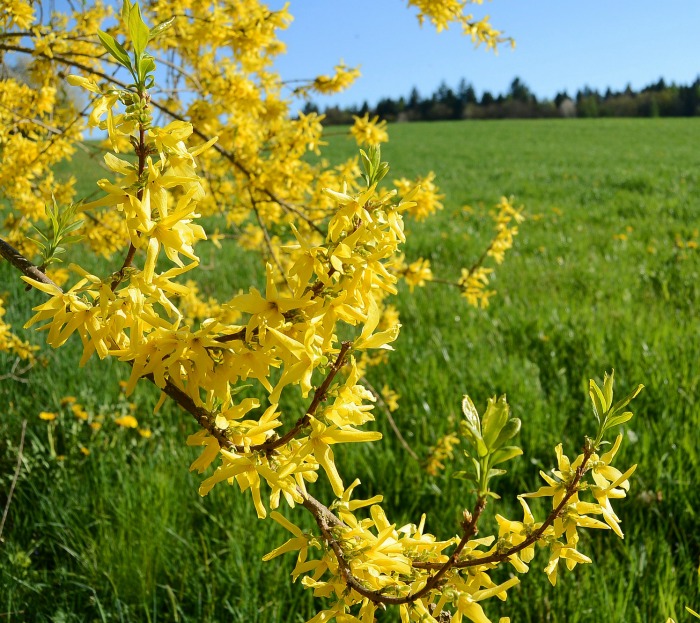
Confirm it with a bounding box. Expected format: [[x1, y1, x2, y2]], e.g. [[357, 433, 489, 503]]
[[1, 118, 699, 622]]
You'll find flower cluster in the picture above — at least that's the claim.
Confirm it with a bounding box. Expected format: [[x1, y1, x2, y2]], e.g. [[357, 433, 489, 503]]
[[261, 379, 640, 622], [408, 0, 514, 50], [35, 391, 152, 461], [351, 113, 389, 146], [0, 295, 38, 364], [0, 3, 643, 623]]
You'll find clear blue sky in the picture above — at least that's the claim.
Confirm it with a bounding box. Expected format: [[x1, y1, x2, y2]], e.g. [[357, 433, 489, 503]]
[[270, 1, 700, 108]]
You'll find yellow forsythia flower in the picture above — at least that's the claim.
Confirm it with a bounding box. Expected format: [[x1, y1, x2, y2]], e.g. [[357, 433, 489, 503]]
[[114, 415, 138, 428], [350, 113, 389, 146], [380, 385, 400, 412]]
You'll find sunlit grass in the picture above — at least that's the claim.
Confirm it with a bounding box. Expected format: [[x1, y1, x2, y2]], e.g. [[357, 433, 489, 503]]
[[1, 118, 699, 621]]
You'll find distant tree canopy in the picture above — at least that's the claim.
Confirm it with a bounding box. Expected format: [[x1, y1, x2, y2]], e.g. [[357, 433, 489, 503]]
[[316, 76, 700, 124]]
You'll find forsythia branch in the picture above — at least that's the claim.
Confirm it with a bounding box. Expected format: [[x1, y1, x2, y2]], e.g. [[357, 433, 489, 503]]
[[0, 238, 58, 287]]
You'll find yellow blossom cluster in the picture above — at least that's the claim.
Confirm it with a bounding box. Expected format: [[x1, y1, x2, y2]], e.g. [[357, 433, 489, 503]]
[[380, 384, 401, 412], [350, 113, 390, 146], [452, 197, 524, 307], [259, 382, 640, 622], [458, 266, 494, 308], [395, 255, 434, 291], [425, 429, 461, 476], [487, 196, 525, 264], [0, 295, 38, 363], [394, 172, 444, 222], [0, 0, 514, 381], [0, 3, 643, 622], [36, 392, 151, 459], [2, 0, 34, 29], [407, 0, 514, 51], [309, 63, 362, 96]]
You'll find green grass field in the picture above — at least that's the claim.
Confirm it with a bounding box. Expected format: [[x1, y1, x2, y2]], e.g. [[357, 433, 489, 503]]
[[1, 118, 699, 622]]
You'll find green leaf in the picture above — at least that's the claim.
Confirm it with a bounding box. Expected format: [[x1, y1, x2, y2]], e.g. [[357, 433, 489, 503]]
[[605, 411, 633, 430], [230, 383, 253, 396], [589, 379, 606, 423], [452, 470, 476, 482], [149, 16, 175, 41], [121, 0, 134, 25], [471, 457, 481, 480], [475, 437, 489, 459], [128, 3, 150, 58], [461, 395, 480, 433], [375, 162, 389, 184], [482, 394, 509, 449], [603, 370, 614, 409], [487, 468, 507, 479], [359, 149, 371, 172], [490, 445, 523, 466], [97, 30, 132, 70], [368, 145, 379, 171], [61, 235, 85, 245], [31, 226, 49, 242], [609, 384, 644, 419], [62, 220, 84, 235], [139, 54, 156, 81], [31, 239, 47, 252], [492, 417, 521, 449]]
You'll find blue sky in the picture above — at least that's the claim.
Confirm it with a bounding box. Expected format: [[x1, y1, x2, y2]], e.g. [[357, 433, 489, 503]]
[[270, 1, 700, 108]]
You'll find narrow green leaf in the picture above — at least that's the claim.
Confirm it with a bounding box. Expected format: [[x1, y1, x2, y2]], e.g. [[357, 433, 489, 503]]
[[490, 445, 523, 466], [492, 417, 521, 449], [148, 16, 175, 41], [375, 162, 389, 184], [61, 235, 85, 245], [487, 468, 507, 478], [482, 394, 509, 449], [603, 370, 614, 408], [121, 0, 133, 25], [609, 384, 645, 418], [128, 3, 150, 58], [97, 30, 132, 70], [605, 411, 633, 430], [471, 457, 481, 480], [452, 471, 476, 482], [461, 395, 480, 433], [589, 379, 606, 422], [31, 239, 47, 252], [475, 438, 489, 459], [139, 54, 156, 80], [31, 227, 49, 242], [62, 220, 84, 234]]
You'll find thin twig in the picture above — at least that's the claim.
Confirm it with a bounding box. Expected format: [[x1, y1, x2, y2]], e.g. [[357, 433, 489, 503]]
[[0, 237, 57, 286], [0, 358, 34, 384], [0, 43, 325, 235], [413, 448, 595, 570], [111, 123, 147, 290], [249, 189, 291, 289], [302, 489, 487, 605], [0, 420, 28, 542], [361, 377, 419, 461]]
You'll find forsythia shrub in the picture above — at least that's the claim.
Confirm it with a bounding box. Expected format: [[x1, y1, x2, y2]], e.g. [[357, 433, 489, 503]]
[[0, 1, 645, 621]]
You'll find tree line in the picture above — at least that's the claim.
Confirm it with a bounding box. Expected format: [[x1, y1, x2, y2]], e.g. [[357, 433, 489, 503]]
[[305, 76, 700, 124]]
